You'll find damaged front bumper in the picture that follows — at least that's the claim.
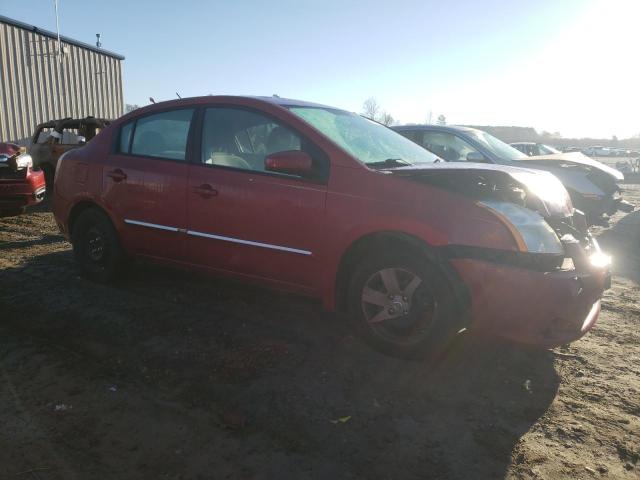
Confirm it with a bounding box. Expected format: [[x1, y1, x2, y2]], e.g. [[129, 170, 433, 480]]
[[0, 168, 46, 213], [444, 233, 610, 347]]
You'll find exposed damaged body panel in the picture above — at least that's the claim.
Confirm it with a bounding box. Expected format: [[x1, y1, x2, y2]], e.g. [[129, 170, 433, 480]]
[[384, 162, 574, 219], [29, 116, 111, 188], [383, 163, 600, 274]]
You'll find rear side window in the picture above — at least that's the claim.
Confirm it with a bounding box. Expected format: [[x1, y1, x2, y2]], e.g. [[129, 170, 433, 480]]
[[119, 122, 134, 153], [119, 109, 194, 161]]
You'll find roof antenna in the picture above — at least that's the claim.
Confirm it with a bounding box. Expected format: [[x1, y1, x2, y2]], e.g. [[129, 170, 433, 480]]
[[149, 97, 156, 104], [176, 92, 182, 99], [96, 33, 102, 49]]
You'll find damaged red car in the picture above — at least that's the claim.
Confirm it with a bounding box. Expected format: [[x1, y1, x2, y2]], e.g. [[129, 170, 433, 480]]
[[52, 96, 611, 357], [0, 142, 46, 217]]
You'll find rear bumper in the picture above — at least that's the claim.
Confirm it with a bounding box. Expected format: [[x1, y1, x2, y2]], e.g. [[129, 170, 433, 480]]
[[0, 168, 46, 209], [451, 240, 610, 347]]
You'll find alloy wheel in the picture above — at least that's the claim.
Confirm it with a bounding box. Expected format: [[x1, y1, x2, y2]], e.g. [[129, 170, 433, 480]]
[[360, 267, 437, 344]]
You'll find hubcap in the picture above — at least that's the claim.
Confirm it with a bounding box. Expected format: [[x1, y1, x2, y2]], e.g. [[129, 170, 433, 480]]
[[360, 266, 437, 345], [361, 268, 423, 324]]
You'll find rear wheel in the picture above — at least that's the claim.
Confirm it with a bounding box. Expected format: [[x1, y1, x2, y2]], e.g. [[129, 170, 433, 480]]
[[347, 251, 461, 358], [71, 209, 124, 282]]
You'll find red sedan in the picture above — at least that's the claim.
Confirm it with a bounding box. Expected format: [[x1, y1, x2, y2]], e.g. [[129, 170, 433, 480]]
[[52, 96, 610, 357], [0, 143, 46, 217]]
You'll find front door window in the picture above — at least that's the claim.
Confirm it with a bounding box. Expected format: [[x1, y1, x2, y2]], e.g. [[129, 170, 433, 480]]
[[421, 131, 481, 162]]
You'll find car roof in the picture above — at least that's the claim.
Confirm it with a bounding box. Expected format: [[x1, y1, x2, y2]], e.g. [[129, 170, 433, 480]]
[[391, 124, 478, 134], [251, 96, 339, 109], [132, 95, 342, 113], [116, 95, 352, 125]]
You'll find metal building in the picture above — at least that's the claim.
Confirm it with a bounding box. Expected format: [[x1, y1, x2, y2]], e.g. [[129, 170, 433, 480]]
[[0, 15, 124, 145]]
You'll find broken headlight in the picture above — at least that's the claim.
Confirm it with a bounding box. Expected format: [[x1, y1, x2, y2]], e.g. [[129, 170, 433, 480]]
[[14, 154, 33, 170], [510, 170, 573, 218], [479, 200, 564, 254]]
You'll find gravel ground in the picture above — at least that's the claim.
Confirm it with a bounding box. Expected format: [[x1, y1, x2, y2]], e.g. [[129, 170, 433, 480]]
[[0, 186, 639, 480]]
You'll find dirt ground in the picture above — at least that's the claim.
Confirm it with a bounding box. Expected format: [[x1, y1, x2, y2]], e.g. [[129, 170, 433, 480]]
[[1, 187, 639, 480]]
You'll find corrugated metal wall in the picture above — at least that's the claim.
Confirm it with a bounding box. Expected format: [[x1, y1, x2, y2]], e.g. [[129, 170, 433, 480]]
[[0, 21, 123, 145]]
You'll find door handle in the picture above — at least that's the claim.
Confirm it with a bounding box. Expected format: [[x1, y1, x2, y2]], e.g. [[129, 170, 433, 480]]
[[107, 169, 127, 182], [193, 183, 218, 198]]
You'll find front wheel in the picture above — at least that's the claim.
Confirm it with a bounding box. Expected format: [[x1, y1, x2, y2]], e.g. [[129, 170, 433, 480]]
[[347, 251, 461, 358], [71, 208, 125, 283]]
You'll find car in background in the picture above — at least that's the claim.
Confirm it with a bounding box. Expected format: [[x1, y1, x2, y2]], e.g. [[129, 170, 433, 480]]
[[611, 148, 639, 157], [583, 146, 612, 157], [511, 142, 561, 157], [393, 125, 632, 226], [30, 117, 110, 188], [0, 142, 46, 217], [53, 96, 610, 357]]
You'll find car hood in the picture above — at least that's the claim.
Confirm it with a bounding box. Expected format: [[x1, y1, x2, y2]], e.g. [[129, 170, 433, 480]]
[[511, 152, 624, 181], [384, 162, 573, 218]]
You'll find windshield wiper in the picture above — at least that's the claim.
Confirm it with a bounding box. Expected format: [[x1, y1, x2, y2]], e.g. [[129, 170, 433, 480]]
[[367, 158, 413, 169]]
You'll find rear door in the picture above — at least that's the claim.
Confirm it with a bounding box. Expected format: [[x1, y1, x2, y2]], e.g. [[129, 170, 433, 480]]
[[100, 108, 195, 260], [186, 106, 328, 290]]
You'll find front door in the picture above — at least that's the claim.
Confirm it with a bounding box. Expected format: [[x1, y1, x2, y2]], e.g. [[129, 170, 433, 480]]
[[101, 108, 195, 260], [186, 106, 328, 290]]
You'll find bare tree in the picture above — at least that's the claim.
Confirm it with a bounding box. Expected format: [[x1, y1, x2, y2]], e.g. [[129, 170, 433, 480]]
[[362, 97, 398, 125], [362, 97, 381, 121], [125, 103, 140, 113], [379, 112, 395, 126]]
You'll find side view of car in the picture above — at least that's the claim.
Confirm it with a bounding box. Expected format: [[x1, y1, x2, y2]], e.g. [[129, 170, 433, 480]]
[[510, 142, 561, 157], [583, 146, 612, 157], [30, 116, 110, 188], [393, 125, 633, 226], [53, 96, 610, 357], [0, 142, 46, 217]]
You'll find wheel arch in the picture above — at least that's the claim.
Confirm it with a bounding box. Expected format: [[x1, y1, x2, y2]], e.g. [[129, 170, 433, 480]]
[[67, 200, 114, 238], [334, 231, 470, 317]]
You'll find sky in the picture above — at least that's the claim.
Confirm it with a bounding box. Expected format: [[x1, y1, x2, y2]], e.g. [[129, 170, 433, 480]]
[[2, 0, 639, 138]]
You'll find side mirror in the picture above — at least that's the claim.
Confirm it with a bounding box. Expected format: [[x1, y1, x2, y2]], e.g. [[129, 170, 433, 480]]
[[265, 150, 313, 176], [466, 151, 487, 163]]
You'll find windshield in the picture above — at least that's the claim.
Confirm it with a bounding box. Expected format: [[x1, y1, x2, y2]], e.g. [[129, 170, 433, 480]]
[[539, 144, 560, 155], [288, 106, 440, 166], [470, 130, 530, 160]]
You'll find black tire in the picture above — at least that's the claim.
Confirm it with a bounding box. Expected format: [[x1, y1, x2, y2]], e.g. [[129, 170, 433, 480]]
[[347, 250, 461, 358], [71, 208, 124, 283]]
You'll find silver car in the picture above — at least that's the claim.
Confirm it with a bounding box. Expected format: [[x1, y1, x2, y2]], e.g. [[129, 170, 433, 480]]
[[393, 125, 633, 226]]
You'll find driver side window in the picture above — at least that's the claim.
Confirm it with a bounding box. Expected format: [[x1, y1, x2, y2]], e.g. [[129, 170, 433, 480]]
[[421, 131, 480, 162], [199, 107, 330, 183], [201, 107, 302, 172]]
